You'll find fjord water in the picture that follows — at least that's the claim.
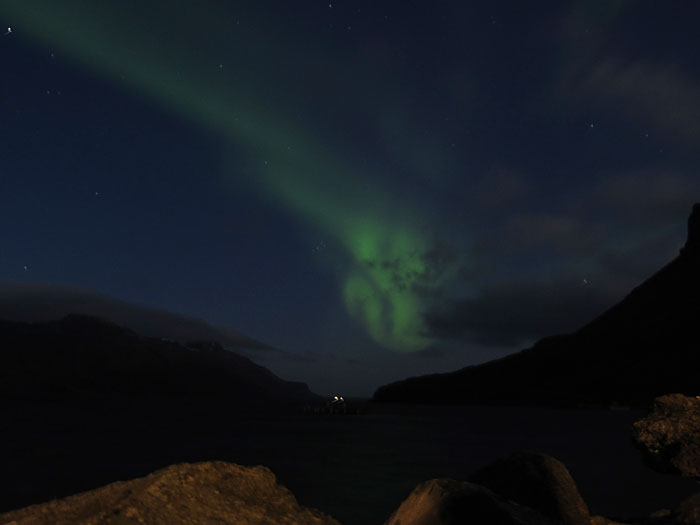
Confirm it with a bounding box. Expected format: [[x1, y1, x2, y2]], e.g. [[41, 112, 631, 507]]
[[220, 404, 696, 524], [5, 400, 696, 525]]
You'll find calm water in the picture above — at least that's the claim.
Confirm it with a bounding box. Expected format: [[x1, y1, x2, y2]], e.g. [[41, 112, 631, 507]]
[[5, 401, 697, 525], [203, 404, 697, 525]]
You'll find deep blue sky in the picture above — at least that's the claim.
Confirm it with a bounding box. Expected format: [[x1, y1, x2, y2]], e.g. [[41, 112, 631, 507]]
[[1, 1, 699, 396]]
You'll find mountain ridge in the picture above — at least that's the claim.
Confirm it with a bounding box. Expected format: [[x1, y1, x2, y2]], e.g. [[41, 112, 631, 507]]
[[0, 313, 317, 403], [0, 283, 275, 353], [373, 203, 700, 408]]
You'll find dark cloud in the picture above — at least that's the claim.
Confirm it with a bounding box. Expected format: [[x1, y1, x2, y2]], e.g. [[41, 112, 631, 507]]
[[591, 170, 700, 226], [499, 212, 604, 256], [409, 344, 453, 359], [553, 2, 700, 147], [422, 241, 459, 279], [469, 169, 696, 275], [438, 177, 697, 351], [425, 279, 622, 347], [473, 166, 532, 209], [577, 58, 700, 146]]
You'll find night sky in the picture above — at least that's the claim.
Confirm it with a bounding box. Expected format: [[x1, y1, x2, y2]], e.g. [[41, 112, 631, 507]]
[[1, 1, 699, 396]]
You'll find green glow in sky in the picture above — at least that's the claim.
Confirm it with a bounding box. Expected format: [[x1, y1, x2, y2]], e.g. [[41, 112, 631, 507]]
[[0, 2, 450, 351]]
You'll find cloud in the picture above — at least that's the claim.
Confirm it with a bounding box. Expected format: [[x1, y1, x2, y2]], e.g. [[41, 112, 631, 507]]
[[552, 2, 700, 146], [409, 344, 454, 359], [438, 171, 697, 350], [591, 170, 700, 225], [473, 166, 532, 209], [500, 212, 604, 256], [577, 58, 700, 145], [425, 279, 622, 347]]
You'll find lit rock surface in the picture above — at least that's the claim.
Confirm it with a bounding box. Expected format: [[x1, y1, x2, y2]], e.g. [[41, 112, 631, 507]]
[[588, 518, 627, 525], [468, 451, 590, 525], [384, 478, 557, 525], [0, 461, 339, 525], [632, 394, 700, 479]]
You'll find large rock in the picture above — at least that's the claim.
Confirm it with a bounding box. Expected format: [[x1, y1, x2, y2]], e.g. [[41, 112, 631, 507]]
[[0, 461, 339, 525], [588, 518, 627, 525], [468, 451, 590, 525], [384, 478, 557, 525], [632, 394, 700, 479], [673, 491, 700, 524]]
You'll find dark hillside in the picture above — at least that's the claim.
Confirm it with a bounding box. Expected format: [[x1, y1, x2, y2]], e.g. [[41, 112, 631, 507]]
[[373, 204, 700, 408], [0, 314, 315, 402]]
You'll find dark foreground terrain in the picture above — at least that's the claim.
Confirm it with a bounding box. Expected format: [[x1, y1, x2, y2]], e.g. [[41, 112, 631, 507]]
[[3, 396, 698, 524], [3, 207, 699, 523], [0, 461, 340, 525]]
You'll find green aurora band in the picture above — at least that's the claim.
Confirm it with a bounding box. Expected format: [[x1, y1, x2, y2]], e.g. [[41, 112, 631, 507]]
[[1, 2, 452, 351]]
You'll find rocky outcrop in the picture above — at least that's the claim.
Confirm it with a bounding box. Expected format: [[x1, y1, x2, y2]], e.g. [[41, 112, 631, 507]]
[[588, 518, 627, 525], [0, 461, 339, 525], [680, 202, 700, 256], [630, 394, 700, 524], [468, 451, 590, 525], [672, 491, 700, 524], [632, 394, 700, 479], [383, 478, 558, 525]]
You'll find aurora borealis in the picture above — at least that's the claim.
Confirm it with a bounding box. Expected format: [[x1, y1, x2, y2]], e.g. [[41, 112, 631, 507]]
[[0, 1, 451, 353], [1, 1, 699, 395]]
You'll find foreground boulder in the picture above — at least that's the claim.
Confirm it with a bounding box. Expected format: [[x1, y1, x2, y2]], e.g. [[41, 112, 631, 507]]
[[468, 451, 590, 525], [0, 461, 339, 525], [632, 394, 700, 479], [384, 478, 557, 525], [673, 491, 700, 524]]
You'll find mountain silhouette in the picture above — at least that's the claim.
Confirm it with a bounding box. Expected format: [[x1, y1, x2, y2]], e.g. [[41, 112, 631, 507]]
[[373, 203, 700, 408], [0, 314, 319, 514], [0, 313, 315, 403], [0, 284, 273, 353]]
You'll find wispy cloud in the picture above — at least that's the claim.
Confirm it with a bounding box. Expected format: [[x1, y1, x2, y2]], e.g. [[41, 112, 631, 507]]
[[426, 278, 621, 347], [578, 58, 700, 145], [592, 169, 700, 223]]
